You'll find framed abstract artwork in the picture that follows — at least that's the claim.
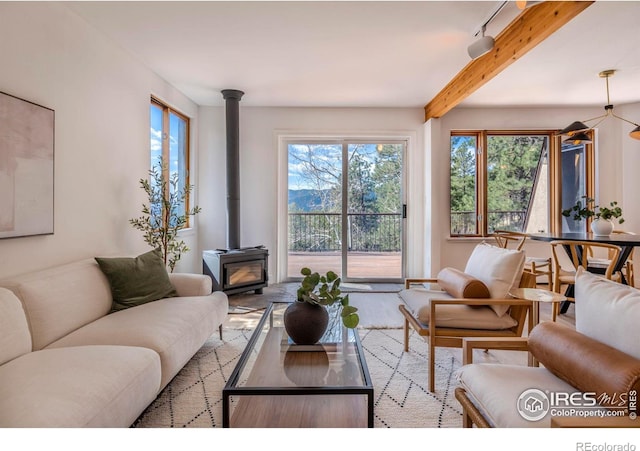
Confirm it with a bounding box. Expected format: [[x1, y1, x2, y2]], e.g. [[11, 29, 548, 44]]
[[0, 91, 54, 239]]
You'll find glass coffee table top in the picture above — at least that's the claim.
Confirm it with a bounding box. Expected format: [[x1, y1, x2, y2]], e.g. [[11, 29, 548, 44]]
[[222, 301, 373, 428]]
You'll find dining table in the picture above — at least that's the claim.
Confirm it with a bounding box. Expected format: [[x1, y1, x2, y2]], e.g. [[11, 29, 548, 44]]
[[529, 231, 640, 312]]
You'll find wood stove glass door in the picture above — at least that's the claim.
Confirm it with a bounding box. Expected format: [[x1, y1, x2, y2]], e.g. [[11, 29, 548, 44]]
[[287, 141, 405, 281]]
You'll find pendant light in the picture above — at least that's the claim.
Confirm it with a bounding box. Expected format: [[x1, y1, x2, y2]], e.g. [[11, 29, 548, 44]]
[[558, 70, 640, 142], [563, 131, 592, 145]]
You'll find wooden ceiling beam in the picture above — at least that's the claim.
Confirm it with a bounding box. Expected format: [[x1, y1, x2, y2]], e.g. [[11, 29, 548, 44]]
[[424, 1, 594, 122]]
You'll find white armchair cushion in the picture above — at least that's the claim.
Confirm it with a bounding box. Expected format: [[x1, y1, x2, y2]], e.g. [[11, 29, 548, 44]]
[[574, 267, 640, 359], [456, 363, 588, 428], [464, 243, 526, 316], [398, 288, 517, 330]]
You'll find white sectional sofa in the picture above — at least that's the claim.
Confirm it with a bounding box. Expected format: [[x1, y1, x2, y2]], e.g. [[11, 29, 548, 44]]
[[0, 257, 228, 427]]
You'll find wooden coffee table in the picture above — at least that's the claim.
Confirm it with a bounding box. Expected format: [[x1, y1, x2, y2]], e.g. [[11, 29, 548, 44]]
[[222, 301, 374, 427]]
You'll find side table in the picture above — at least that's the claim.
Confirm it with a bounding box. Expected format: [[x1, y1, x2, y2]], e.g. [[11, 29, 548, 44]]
[[509, 287, 567, 327], [509, 287, 567, 367]]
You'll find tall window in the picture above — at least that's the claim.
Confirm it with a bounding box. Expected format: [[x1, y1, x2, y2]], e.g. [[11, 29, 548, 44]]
[[559, 138, 594, 233], [450, 131, 554, 237], [150, 97, 191, 225]]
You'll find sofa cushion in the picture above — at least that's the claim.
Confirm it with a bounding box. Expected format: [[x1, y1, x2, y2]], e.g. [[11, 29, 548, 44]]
[[574, 267, 640, 360], [0, 259, 113, 350], [436, 267, 491, 299], [464, 243, 526, 317], [529, 321, 640, 406], [46, 292, 228, 389], [168, 273, 212, 297], [456, 363, 590, 428], [0, 288, 32, 366], [398, 288, 517, 330], [0, 345, 160, 427], [95, 248, 178, 312]]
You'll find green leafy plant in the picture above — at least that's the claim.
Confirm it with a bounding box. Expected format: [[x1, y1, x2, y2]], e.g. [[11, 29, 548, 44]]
[[130, 159, 202, 272], [561, 196, 624, 223], [297, 267, 359, 329]]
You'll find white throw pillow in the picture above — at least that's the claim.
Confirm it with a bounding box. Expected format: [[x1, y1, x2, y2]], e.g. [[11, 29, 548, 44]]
[[574, 267, 640, 360], [464, 242, 525, 316]]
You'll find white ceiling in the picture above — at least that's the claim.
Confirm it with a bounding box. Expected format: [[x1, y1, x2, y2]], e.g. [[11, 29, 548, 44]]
[[65, 1, 640, 109]]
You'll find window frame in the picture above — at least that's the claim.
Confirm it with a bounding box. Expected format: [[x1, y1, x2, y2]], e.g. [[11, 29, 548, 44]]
[[150, 96, 192, 228], [449, 129, 594, 238], [551, 130, 595, 234]]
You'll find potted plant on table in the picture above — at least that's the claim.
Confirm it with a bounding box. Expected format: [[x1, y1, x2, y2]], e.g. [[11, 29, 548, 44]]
[[561, 196, 624, 236], [284, 267, 359, 345]]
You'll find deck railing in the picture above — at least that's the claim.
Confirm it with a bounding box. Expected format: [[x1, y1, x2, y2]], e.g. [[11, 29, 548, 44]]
[[289, 210, 526, 250], [288, 212, 401, 252], [450, 210, 527, 235]]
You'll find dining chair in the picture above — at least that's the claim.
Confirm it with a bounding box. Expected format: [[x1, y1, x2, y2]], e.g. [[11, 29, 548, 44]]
[[549, 240, 621, 320], [587, 230, 635, 287], [493, 230, 553, 289], [492, 230, 527, 250]]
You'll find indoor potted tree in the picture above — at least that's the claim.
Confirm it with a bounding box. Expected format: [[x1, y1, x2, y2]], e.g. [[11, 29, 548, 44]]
[[283, 267, 359, 345], [562, 196, 624, 236], [130, 158, 201, 272]]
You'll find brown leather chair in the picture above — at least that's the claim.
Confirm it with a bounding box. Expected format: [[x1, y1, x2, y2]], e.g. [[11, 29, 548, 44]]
[[455, 268, 640, 428]]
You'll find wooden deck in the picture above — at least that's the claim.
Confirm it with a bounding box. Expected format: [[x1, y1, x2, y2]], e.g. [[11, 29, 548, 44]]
[[288, 251, 402, 279]]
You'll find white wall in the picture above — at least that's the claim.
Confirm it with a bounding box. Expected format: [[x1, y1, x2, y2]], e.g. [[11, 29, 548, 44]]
[[618, 103, 640, 234], [0, 2, 200, 278], [4, 3, 638, 283], [425, 104, 637, 274], [198, 106, 425, 283]]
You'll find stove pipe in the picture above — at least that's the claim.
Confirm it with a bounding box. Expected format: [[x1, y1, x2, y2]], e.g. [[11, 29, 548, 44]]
[[221, 89, 244, 250]]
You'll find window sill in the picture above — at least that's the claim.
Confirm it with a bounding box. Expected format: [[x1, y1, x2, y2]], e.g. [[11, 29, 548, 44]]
[[446, 236, 493, 243], [177, 227, 196, 238]]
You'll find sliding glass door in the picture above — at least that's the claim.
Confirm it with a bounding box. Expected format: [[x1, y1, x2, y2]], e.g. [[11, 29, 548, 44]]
[[287, 140, 405, 281]]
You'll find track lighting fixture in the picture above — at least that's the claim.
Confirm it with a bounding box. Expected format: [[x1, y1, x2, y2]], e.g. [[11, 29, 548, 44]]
[[467, 1, 508, 60], [467, 25, 495, 60]]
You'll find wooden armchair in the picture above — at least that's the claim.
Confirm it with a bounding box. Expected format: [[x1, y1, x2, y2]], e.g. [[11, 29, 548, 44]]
[[398, 243, 536, 392]]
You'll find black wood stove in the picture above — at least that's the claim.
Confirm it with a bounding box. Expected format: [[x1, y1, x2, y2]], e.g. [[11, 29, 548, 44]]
[[203, 89, 269, 295]]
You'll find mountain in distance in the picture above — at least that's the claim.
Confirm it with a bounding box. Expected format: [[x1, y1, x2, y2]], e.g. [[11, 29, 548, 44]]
[[288, 189, 330, 212]]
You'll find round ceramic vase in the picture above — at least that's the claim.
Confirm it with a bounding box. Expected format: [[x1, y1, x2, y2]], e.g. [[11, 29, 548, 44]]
[[283, 301, 329, 345], [591, 218, 614, 236]]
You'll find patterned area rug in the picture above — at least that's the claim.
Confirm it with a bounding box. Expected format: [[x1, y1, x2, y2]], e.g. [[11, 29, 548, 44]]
[[133, 327, 463, 428]]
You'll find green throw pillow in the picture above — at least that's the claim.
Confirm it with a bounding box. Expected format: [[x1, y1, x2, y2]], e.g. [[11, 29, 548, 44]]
[[95, 248, 178, 312]]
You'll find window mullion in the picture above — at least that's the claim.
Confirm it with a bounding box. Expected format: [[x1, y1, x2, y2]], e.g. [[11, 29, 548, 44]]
[[478, 132, 488, 236], [162, 108, 170, 185]]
